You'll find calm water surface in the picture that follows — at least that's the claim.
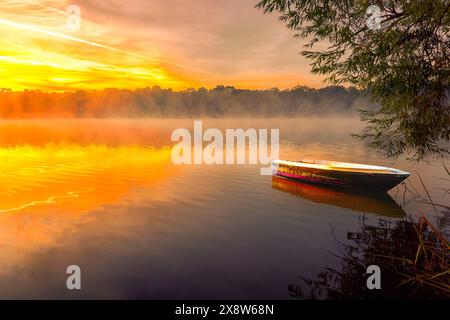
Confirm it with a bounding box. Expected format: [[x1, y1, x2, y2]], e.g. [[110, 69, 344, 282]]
[[0, 118, 448, 299]]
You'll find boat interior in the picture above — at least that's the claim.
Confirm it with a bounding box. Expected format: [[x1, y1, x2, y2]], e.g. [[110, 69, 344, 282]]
[[278, 159, 409, 175]]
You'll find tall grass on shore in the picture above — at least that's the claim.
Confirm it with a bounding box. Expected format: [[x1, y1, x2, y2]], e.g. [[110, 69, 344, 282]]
[[391, 216, 449, 294], [288, 163, 450, 299], [289, 215, 449, 299]]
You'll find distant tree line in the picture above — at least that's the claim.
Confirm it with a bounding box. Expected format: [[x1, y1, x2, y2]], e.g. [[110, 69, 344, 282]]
[[0, 85, 375, 118]]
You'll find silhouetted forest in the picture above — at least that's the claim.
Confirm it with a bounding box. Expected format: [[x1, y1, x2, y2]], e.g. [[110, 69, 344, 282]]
[[0, 85, 376, 118]]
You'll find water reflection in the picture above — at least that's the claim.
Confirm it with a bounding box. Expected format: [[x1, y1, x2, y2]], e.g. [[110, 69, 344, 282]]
[[272, 175, 406, 218], [0, 119, 446, 299], [0, 144, 176, 276]]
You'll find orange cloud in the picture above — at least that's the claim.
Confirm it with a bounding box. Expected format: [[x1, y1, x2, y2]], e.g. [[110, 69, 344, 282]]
[[0, 0, 325, 91]]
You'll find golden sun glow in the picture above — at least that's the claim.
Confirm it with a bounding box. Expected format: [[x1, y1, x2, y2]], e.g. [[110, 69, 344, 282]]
[[0, 143, 177, 275], [0, 0, 323, 92], [0, 1, 194, 91], [0, 144, 173, 213]]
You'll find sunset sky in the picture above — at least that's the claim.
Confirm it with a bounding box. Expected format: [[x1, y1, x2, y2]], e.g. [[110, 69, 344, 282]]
[[0, 0, 326, 91]]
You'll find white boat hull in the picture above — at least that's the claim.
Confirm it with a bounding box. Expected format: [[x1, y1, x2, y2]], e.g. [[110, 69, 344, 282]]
[[272, 160, 410, 192]]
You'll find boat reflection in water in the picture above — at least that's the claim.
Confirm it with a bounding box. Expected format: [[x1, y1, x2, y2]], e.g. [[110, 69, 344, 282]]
[[272, 175, 406, 218]]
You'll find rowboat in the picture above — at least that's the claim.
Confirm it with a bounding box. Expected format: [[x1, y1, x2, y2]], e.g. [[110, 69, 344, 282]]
[[272, 175, 405, 218], [272, 159, 410, 192]]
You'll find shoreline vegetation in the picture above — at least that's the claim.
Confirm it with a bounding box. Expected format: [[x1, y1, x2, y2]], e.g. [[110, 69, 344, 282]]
[[289, 214, 450, 299], [256, 0, 450, 160], [0, 85, 376, 118], [288, 164, 450, 299]]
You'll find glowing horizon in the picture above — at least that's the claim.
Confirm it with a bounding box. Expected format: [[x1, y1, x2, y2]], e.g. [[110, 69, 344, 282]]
[[0, 0, 326, 92]]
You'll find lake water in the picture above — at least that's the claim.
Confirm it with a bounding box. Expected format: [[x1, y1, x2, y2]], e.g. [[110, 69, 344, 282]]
[[0, 118, 448, 299]]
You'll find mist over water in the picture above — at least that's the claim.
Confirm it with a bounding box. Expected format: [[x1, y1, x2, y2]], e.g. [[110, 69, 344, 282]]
[[0, 86, 376, 118], [0, 118, 447, 299]]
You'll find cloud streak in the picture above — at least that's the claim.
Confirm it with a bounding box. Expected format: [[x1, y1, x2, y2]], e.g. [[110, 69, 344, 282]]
[[0, 0, 324, 91]]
